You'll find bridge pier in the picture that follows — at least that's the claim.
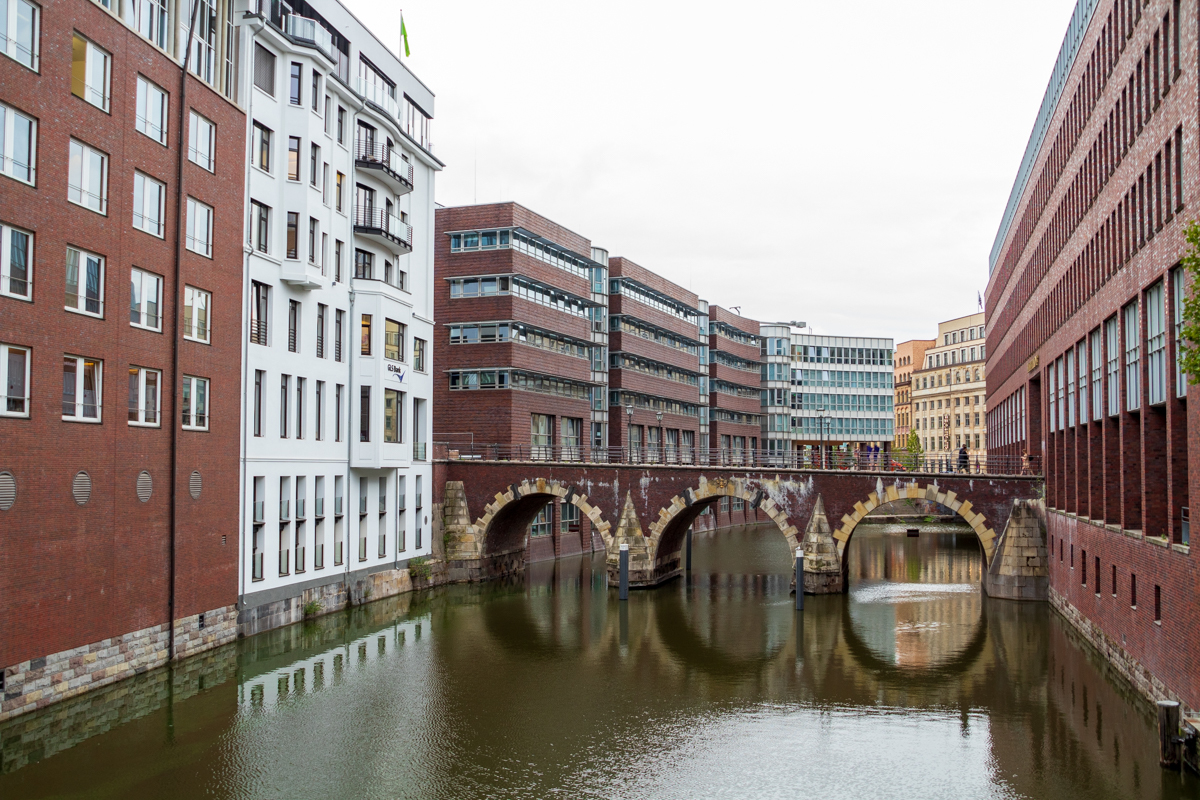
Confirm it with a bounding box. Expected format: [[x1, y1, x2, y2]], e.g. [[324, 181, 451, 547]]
[[799, 496, 843, 594]]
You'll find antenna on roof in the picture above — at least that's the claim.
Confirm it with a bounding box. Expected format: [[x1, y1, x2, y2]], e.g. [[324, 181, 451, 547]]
[[731, 306, 741, 314]]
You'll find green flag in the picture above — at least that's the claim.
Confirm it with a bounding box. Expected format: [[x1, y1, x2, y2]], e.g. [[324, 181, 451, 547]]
[[400, 13, 410, 57]]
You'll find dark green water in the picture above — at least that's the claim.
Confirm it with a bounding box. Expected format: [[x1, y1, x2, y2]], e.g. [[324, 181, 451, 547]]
[[1, 523, 1195, 799]]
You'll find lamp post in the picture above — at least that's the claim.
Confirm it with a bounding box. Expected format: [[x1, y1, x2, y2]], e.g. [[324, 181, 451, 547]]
[[816, 406, 829, 469], [655, 409, 664, 463], [626, 401, 634, 463]]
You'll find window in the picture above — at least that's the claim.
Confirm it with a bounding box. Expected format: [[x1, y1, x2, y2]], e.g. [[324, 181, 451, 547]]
[[322, 163, 329, 204], [315, 381, 324, 440], [68, 139, 107, 213], [309, 143, 319, 187], [0, 223, 32, 299], [311, 70, 319, 112], [334, 308, 344, 361], [181, 285, 210, 343], [288, 299, 300, 352], [188, 0, 216, 83], [335, 383, 343, 441], [251, 200, 270, 253], [188, 111, 215, 171], [289, 62, 302, 105], [71, 34, 110, 111], [335, 172, 344, 211], [384, 319, 404, 361], [1174, 268, 1186, 398], [1, 0, 38, 70], [307, 217, 319, 264], [0, 102, 36, 184], [127, 367, 160, 425], [360, 314, 371, 355], [62, 355, 102, 421], [316, 303, 326, 358], [337, 106, 346, 143], [129, 268, 161, 330], [334, 240, 343, 281], [253, 43, 275, 95], [135, 0, 167, 48], [185, 197, 213, 256], [64, 247, 103, 316], [286, 212, 298, 259], [1143, 282, 1166, 405], [384, 388, 402, 443], [135, 76, 167, 144], [295, 377, 304, 438], [359, 386, 370, 442], [1090, 329, 1102, 421], [1124, 302, 1140, 411], [354, 248, 372, 279], [413, 338, 426, 372], [279, 375, 289, 436], [133, 172, 165, 236], [253, 370, 263, 436], [1105, 317, 1120, 416], [252, 122, 271, 172], [1, 343, 29, 416], [181, 375, 208, 430], [250, 281, 268, 345], [288, 136, 300, 180]]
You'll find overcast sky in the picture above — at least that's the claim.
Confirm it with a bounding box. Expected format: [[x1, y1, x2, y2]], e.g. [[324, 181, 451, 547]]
[[347, 0, 1078, 342]]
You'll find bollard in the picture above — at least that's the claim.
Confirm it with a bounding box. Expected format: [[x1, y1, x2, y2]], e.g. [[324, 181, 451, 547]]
[[1158, 700, 1181, 770], [794, 547, 804, 610], [685, 528, 693, 573], [619, 543, 629, 601]]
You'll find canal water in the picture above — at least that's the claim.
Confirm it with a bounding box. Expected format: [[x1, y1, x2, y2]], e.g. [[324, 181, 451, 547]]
[[2, 522, 1196, 799]]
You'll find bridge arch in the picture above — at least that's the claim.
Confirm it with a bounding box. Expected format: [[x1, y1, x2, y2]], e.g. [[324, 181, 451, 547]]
[[645, 476, 800, 572], [833, 482, 998, 565], [472, 478, 613, 559]]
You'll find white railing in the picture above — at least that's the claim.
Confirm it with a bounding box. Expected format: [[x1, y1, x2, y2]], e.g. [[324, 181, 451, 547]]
[[285, 14, 335, 60], [356, 76, 399, 119]]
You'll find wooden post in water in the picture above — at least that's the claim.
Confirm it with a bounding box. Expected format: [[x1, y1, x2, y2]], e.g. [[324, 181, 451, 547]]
[[619, 543, 629, 601], [685, 528, 692, 572], [795, 547, 804, 611], [1158, 701, 1181, 769]]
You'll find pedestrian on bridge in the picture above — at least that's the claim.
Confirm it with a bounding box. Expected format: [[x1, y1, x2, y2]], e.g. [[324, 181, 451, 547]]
[[957, 443, 970, 474]]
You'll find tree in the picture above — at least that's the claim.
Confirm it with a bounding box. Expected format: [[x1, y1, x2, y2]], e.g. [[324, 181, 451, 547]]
[[906, 430, 923, 456], [896, 430, 923, 470], [1180, 220, 1200, 385]]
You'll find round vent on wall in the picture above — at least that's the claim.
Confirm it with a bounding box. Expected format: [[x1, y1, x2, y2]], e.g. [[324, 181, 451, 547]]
[[189, 471, 202, 499], [72, 471, 92, 505], [136, 471, 153, 502], [0, 471, 16, 511]]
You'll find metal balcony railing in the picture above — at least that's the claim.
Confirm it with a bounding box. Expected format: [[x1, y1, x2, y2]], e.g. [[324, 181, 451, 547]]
[[353, 205, 412, 249], [354, 140, 413, 189], [250, 318, 268, 345]]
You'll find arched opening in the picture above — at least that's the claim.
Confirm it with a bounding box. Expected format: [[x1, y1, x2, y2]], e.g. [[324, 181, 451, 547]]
[[474, 479, 612, 565]]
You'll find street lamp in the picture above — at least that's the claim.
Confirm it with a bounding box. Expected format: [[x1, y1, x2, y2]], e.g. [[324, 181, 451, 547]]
[[655, 409, 664, 463], [816, 406, 829, 469], [626, 401, 634, 463]]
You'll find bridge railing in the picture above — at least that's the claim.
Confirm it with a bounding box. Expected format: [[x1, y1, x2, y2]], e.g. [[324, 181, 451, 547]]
[[433, 443, 1041, 476]]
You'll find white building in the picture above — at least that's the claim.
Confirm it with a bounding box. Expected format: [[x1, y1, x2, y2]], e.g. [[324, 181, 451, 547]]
[[235, 0, 440, 633], [787, 333, 895, 459]]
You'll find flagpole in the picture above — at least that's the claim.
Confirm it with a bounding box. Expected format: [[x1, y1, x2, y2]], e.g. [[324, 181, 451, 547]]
[[399, 9, 403, 61]]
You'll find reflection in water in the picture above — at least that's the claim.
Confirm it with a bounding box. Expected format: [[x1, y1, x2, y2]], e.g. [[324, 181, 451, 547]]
[[1, 524, 1196, 799]]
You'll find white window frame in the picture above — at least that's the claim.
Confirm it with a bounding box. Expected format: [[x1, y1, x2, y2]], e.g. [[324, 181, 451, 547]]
[[133, 171, 165, 236], [129, 267, 162, 331], [1124, 302, 1140, 412], [184, 285, 211, 343], [68, 139, 108, 214], [71, 34, 110, 111], [188, 110, 215, 171], [1174, 268, 1186, 398], [135, 75, 168, 145], [181, 375, 209, 430], [0, 101, 36, 184], [0, 222, 33, 301], [1147, 281, 1166, 405], [127, 366, 161, 426], [62, 355, 102, 422], [65, 246, 104, 317], [1, 0, 39, 70], [186, 196, 213, 257], [0, 342, 30, 417], [135, 0, 167, 49]]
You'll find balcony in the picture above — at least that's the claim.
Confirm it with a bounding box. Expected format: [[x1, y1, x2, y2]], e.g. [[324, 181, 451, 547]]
[[354, 205, 412, 254], [334, 496, 344, 517], [281, 258, 326, 290], [315, 497, 325, 518], [284, 13, 336, 61], [358, 495, 368, 515], [414, 442, 427, 461], [355, 140, 414, 195], [296, 498, 306, 519], [356, 77, 400, 122], [253, 501, 264, 524], [279, 499, 290, 521]]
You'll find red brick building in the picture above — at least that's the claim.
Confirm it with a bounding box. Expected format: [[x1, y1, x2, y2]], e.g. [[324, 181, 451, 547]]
[[986, 0, 1197, 710], [0, 0, 244, 720], [708, 305, 763, 462], [433, 203, 606, 559], [607, 257, 704, 462]]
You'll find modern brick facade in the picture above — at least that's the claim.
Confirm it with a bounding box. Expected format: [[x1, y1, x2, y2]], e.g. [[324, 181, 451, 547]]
[[986, 0, 1197, 711], [707, 305, 762, 462], [0, 0, 244, 720]]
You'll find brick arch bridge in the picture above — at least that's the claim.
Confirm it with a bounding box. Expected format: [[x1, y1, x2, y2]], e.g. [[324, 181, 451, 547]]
[[436, 460, 1042, 593]]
